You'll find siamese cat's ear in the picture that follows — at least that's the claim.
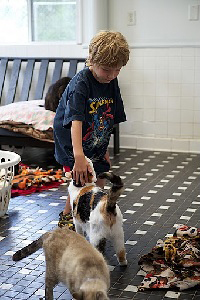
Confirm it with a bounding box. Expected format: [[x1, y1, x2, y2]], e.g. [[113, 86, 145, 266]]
[[72, 291, 83, 300], [96, 291, 109, 300]]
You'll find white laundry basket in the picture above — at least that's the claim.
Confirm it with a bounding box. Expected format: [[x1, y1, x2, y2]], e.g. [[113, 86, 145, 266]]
[[0, 150, 21, 217]]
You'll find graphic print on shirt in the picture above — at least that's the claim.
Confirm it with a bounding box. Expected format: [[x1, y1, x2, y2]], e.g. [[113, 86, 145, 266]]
[[83, 97, 114, 153]]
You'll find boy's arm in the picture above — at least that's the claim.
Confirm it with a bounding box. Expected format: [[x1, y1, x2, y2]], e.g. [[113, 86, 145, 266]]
[[71, 120, 90, 185]]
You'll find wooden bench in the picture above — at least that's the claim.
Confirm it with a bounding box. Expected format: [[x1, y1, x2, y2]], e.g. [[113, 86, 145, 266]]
[[0, 57, 120, 155]]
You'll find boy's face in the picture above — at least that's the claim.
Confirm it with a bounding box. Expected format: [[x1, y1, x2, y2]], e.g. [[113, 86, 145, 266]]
[[90, 64, 122, 84]]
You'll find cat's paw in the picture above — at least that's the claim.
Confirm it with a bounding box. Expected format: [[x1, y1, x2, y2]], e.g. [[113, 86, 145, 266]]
[[119, 259, 128, 266]]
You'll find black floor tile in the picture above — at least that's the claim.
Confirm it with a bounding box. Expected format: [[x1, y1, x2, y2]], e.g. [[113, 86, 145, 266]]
[[0, 148, 200, 299]]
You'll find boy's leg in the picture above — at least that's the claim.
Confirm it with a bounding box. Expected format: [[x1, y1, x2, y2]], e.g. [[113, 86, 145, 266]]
[[58, 194, 74, 230], [63, 195, 71, 215], [58, 165, 75, 229]]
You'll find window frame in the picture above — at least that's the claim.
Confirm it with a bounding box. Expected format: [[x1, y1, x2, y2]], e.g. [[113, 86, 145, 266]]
[[27, 0, 82, 44], [0, 0, 107, 47]]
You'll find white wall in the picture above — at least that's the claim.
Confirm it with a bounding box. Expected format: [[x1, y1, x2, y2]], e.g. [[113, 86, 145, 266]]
[[108, 0, 200, 153], [109, 0, 200, 47], [117, 47, 200, 153], [0, 0, 199, 153]]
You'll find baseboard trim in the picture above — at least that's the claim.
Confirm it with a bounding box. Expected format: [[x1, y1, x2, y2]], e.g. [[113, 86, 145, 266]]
[[109, 135, 200, 154]]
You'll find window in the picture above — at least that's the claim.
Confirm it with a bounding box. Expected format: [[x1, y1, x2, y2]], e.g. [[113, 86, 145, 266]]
[[0, 0, 78, 44], [0, 0, 28, 43], [31, 0, 77, 42]]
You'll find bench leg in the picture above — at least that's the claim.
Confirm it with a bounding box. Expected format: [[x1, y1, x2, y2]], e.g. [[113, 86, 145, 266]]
[[113, 124, 120, 155]]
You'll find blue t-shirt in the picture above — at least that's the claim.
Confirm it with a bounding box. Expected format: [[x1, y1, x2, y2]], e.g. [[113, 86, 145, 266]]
[[53, 67, 126, 173]]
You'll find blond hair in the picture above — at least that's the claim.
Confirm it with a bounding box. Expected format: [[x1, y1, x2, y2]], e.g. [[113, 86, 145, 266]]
[[87, 30, 130, 68]]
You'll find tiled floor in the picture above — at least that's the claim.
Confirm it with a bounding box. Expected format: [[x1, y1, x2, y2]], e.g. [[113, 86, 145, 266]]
[[0, 147, 200, 300]]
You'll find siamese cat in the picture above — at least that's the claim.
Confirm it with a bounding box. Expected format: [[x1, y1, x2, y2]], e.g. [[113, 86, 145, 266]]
[[13, 227, 110, 300]]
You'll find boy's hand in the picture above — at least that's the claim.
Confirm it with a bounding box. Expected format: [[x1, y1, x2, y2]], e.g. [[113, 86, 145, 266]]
[[72, 155, 92, 186]]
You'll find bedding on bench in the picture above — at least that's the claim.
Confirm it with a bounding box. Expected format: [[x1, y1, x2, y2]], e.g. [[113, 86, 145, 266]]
[[0, 100, 55, 143]]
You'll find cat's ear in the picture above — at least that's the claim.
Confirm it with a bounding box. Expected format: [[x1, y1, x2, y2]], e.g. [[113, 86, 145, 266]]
[[65, 171, 72, 180], [72, 291, 83, 300], [96, 291, 108, 300]]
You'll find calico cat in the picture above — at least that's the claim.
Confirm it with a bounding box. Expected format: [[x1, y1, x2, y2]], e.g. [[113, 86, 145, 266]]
[[13, 227, 110, 300], [67, 157, 127, 266], [45, 76, 71, 112]]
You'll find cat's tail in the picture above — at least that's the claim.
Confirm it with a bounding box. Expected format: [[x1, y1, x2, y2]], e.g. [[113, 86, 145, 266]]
[[98, 172, 123, 210], [12, 233, 49, 261]]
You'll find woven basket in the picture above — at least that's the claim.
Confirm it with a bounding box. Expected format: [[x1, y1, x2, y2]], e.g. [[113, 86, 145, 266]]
[[0, 150, 21, 217]]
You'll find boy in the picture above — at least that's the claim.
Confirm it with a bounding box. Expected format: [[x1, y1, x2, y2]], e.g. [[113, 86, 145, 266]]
[[53, 30, 130, 228]]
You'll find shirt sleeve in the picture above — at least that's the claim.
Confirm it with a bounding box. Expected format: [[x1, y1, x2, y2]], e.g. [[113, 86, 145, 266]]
[[114, 79, 127, 124], [63, 79, 88, 127]]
